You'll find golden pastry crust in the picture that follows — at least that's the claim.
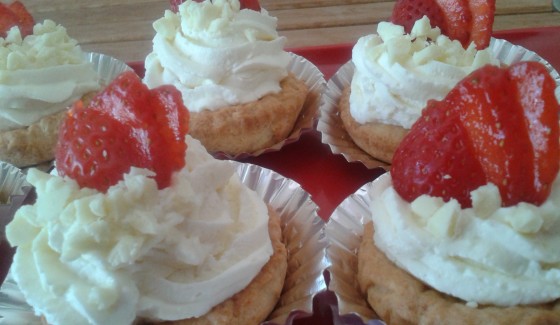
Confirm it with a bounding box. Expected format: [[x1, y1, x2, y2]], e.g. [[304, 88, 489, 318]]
[[338, 87, 409, 164], [0, 92, 96, 168], [145, 206, 287, 325], [0, 110, 67, 168], [357, 222, 560, 325], [189, 74, 308, 155]]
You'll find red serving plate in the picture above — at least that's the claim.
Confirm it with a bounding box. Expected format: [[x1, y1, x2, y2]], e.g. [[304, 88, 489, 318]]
[[125, 27, 560, 221]]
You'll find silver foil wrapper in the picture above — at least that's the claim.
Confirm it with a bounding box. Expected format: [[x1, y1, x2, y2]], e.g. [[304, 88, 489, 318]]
[[318, 37, 560, 169], [85, 51, 134, 84], [325, 178, 385, 324], [0, 162, 30, 241], [0, 163, 329, 325], [213, 53, 326, 160]]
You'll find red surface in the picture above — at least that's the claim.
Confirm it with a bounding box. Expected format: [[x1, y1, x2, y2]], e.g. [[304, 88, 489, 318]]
[[128, 26, 560, 221]]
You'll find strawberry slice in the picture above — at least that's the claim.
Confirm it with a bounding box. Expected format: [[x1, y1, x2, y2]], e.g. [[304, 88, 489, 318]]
[[434, 0, 471, 47], [391, 99, 487, 208], [453, 65, 532, 206], [390, 0, 448, 35], [56, 71, 190, 192], [392, 62, 559, 208], [0, 1, 35, 38], [468, 0, 495, 49], [391, 0, 495, 49], [8, 1, 35, 38], [0, 4, 19, 38], [509, 61, 560, 204], [56, 104, 150, 193]]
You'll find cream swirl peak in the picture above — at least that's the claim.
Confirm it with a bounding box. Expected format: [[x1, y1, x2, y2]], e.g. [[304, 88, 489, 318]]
[[143, 0, 290, 112], [350, 16, 499, 129], [0, 20, 100, 131], [369, 173, 560, 307], [6, 135, 273, 324]]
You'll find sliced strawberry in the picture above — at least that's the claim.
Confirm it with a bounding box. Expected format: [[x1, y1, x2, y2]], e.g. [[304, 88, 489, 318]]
[[392, 62, 560, 208], [391, 0, 448, 34], [468, 0, 495, 49], [508, 61, 560, 204], [434, 0, 471, 47], [146, 85, 190, 189], [56, 103, 150, 193], [391, 99, 487, 208], [240, 0, 261, 11], [56, 71, 189, 192], [454, 65, 532, 206], [0, 4, 19, 38], [8, 1, 35, 38]]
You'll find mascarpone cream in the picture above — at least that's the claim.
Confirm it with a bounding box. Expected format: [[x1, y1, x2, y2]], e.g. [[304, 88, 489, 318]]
[[0, 20, 100, 131], [350, 16, 499, 129], [6, 135, 273, 324], [143, 0, 290, 112], [369, 173, 560, 306]]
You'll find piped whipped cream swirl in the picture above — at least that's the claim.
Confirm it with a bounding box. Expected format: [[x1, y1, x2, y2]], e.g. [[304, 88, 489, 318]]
[[370, 173, 560, 307], [6, 135, 273, 324], [0, 20, 100, 131], [143, 0, 290, 112], [350, 16, 499, 129]]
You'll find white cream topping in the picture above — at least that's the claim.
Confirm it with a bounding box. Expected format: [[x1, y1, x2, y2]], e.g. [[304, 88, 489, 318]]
[[350, 16, 499, 129], [143, 0, 290, 112], [0, 20, 101, 131], [6, 135, 273, 324], [370, 173, 560, 306]]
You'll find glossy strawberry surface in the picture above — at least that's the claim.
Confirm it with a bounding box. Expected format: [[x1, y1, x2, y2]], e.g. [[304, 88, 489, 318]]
[[391, 62, 560, 208], [391, 0, 495, 49], [0, 1, 35, 38], [56, 72, 190, 192]]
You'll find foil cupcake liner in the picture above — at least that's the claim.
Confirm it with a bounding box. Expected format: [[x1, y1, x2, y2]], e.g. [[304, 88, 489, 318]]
[[318, 37, 560, 169], [213, 53, 326, 160], [0, 163, 329, 325], [85, 51, 134, 84], [324, 176, 385, 324], [0, 162, 34, 288]]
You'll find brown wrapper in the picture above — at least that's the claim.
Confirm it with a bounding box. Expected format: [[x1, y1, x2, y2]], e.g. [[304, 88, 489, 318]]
[[0, 163, 329, 325], [318, 37, 560, 169]]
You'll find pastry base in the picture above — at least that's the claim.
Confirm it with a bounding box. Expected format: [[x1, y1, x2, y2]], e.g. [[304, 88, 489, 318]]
[[0, 110, 67, 168], [142, 206, 287, 325], [189, 74, 308, 156], [338, 87, 408, 164], [357, 222, 560, 325]]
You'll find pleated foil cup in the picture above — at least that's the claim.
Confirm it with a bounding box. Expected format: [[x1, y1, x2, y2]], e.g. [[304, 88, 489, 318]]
[[0, 163, 329, 325], [85, 51, 134, 84], [324, 176, 386, 324], [0, 162, 31, 242], [318, 37, 560, 169], [213, 53, 326, 160]]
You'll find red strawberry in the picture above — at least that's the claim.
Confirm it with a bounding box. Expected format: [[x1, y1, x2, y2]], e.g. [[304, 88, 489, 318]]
[[391, 62, 560, 208], [434, 0, 471, 47], [56, 104, 150, 193], [509, 61, 560, 204], [8, 1, 35, 38], [0, 4, 19, 38], [240, 0, 261, 11], [391, 0, 495, 49], [56, 71, 190, 192], [390, 0, 448, 35], [468, 0, 495, 49], [170, 0, 185, 13]]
